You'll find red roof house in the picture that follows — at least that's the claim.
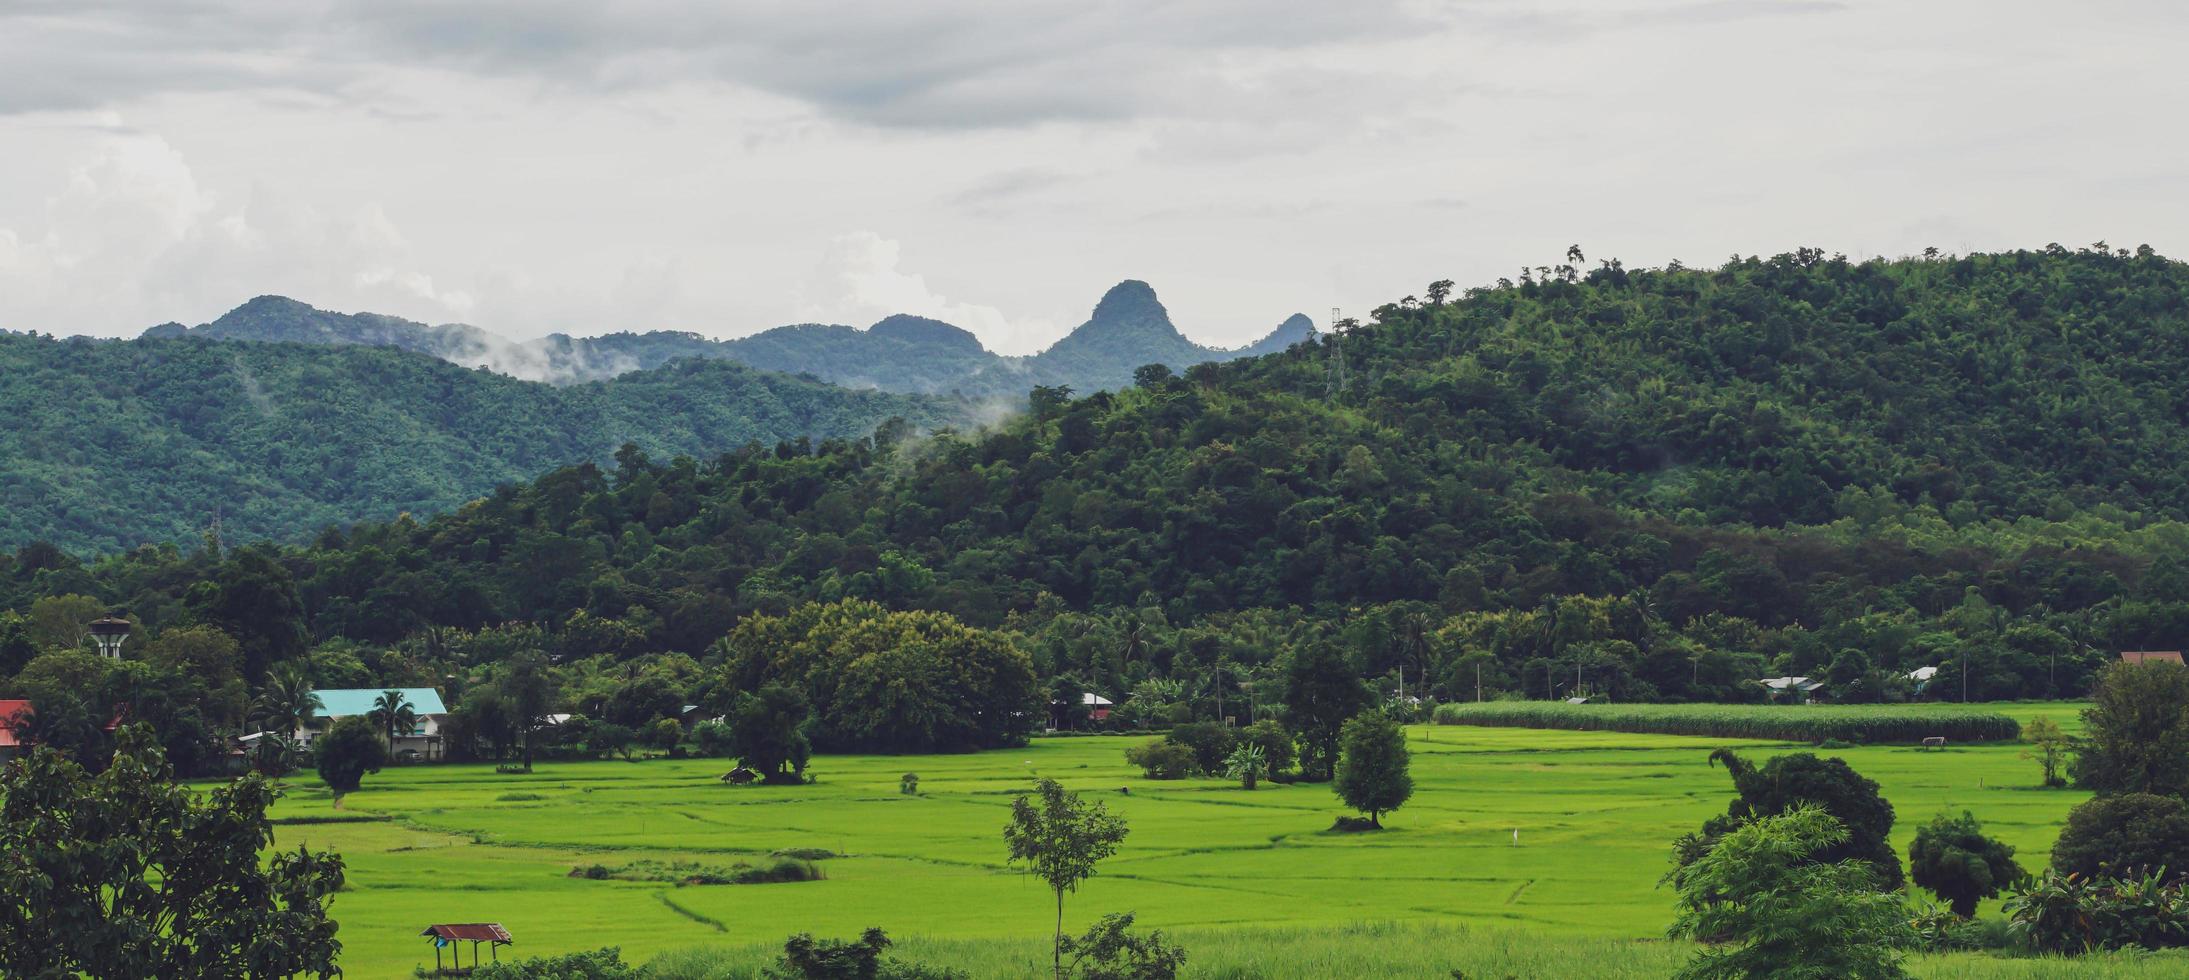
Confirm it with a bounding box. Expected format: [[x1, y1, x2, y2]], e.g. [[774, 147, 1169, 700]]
[[0, 700, 29, 751], [2122, 651, 2186, 665]]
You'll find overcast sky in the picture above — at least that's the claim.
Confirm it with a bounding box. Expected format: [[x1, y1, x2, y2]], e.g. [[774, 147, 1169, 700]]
[[1, 1, 2181, 354]]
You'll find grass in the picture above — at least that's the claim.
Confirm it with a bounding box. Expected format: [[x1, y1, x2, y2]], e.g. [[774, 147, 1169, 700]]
[[1434, 700, 2023, 743], [264, 702, 2113, 977]]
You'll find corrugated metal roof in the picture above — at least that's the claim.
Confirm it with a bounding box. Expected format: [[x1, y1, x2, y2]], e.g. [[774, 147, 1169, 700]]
[[0, 700, 28, 748], [422, 924, 512, 943], [310, 688, 449, 718]]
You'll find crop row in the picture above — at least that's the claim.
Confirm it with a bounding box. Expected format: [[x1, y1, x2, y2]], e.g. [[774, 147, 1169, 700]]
[[1430, 701, 2021, 744]]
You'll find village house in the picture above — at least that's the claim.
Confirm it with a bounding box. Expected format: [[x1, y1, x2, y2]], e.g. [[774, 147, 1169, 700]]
[[299, 688, 451, 761]]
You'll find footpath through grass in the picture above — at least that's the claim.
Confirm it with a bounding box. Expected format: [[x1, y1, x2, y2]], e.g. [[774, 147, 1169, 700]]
[[268, 702, 2104, 977]]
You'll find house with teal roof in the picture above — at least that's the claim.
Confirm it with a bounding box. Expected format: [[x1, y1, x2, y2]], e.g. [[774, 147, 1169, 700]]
[[300, 687, 450, 761]]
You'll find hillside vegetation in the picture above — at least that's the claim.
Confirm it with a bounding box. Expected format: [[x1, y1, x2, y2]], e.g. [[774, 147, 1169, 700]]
[[14, 246, 2189, 710], [0, 336, 959, 552]]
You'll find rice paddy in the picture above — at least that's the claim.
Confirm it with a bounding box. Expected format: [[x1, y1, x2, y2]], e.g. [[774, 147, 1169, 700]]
[[266, 701, 2164, 977]]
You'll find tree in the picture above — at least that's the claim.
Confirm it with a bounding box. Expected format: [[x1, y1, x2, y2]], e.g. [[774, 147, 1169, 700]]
[[1685, 750, 1903, 890], [313, 715, 387, 795], [1283, 641, 1368, 781], [0, 726, 345, 978], [1237, 719, 1295, 776], [2050, 793, 2189, 878], [500, 652, 555, 772], [591, 722, 639, 761], [2070, 660, 2189, 797], [1909, 811, 2023, 917], [253, 662, 322, 736], [644, 716, 685, 754], [1004, 778, 1130, 980], [2020, 716, 2070, 788], [1333, 711, 1412, 827], [368, 689, 418, 751], [1667, 805, 1913, 980], [731, 683, 813, 784], [1223, 744, 1267, 790]]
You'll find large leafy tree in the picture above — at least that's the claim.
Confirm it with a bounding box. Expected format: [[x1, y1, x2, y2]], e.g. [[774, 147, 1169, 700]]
[[1667, 805, 1913, 980], [0, 726, 346, 978], [1333, 711, 1412, 827], [313, 715, 387, 795], [1282, 641, 1368, 782], [1683, 750, 1903, 890], [729, 682, 813, 785], [2070, 660, 2189, 797]]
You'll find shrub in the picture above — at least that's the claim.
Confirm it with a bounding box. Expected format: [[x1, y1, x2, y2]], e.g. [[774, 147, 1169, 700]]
[[2005, 868, 2189, 954], [1124, 741, 1194, 780], [1667, 805, 1914, 980], [1223, 744, 1267, 790], [568, 858, 823, 886], [901, 773, 920, 795], [313, 715, 386, 794], [1433, 702, 2019, 744], [2020, 716, 2070, 788], [496, 792, 546, 802], [764, 927, 964, 979], [1165, 722, 1236, 775], [2052, 793, 2189, 879], [1239, 720, 1295, 775], [772, 847, 838, 861], [692, 720, 736, 758], [1058, 912, 1187, 980], [2071, 660, 2189, 797], [1909, 811, 2023, 917], [462, 946, 635, 979]]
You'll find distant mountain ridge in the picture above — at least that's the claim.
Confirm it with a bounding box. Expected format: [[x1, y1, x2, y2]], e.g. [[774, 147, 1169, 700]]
[[143, 281, 1316, 396]]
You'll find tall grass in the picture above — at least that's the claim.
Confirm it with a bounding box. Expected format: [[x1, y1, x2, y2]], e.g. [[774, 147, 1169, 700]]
[[1433, 701, 2020, 743], [637, 921, 2189, 978]]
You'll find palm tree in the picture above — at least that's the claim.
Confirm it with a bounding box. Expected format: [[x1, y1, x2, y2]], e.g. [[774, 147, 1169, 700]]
[[368, 690, 418, 750], [252, 664, 322, 737]]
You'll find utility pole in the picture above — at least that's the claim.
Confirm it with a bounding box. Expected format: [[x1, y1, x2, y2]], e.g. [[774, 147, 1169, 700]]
[[1475, 661, 1483, 703]]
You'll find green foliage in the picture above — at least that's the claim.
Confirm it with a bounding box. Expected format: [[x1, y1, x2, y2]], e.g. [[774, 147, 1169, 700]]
[[1005, 778, 1130, 979], [571, 857, 823, 886], [1057, 912, 1187, 980], [1334, 712, 1412, 827], [312, 714, 386, 794], [2021, 716, 2071, 787], [1284, 642, 1368, 781], [731, 683, 814, 784], [0, 332, 959, 553], [2051, 793, 2189, 879], [1223, 743, 1268, 790], [900, 772, 920, 795], [0, 726, 346, 978], [1237, 719, 1295, 776], [1666, 805, 1914, 980], [462, 946, 635, 979], [1436, 701, 2020, 744], [764, 927, 965, 980], [1123, 741, 1194, 780], [1161, 721, 1235, 775], [2005, 868, 2189, 954], [1685, 750, 1904, 890], [2070, 660, 2189, 796], [692, 720, 736, 758], [722, 601, 1037, 753], [1908, 811, 2024, 917]]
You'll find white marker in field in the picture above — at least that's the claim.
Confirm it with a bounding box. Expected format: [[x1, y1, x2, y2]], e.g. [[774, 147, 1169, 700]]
[[1512, 828, 1520, 847]]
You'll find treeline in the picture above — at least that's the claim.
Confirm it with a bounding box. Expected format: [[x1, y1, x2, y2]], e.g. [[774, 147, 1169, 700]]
[[8, 247, 2189, 752]]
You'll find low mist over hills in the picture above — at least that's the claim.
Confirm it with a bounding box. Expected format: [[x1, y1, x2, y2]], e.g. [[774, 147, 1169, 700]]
[[0, 335, 961, 553], [143, 281, 1317, 395]]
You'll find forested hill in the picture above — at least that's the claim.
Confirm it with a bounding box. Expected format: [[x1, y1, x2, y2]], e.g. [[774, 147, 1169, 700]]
[[144, 282, 1317, 395], [0, 335, 961, 553], [22, 246, 2189, 707]]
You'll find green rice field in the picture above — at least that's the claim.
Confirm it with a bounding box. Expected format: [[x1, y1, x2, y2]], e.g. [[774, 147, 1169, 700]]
[[265, 701, 2186, 977]]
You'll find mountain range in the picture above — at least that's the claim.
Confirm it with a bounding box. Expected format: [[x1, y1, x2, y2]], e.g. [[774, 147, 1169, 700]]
[[143, 281, 1318, 396]]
